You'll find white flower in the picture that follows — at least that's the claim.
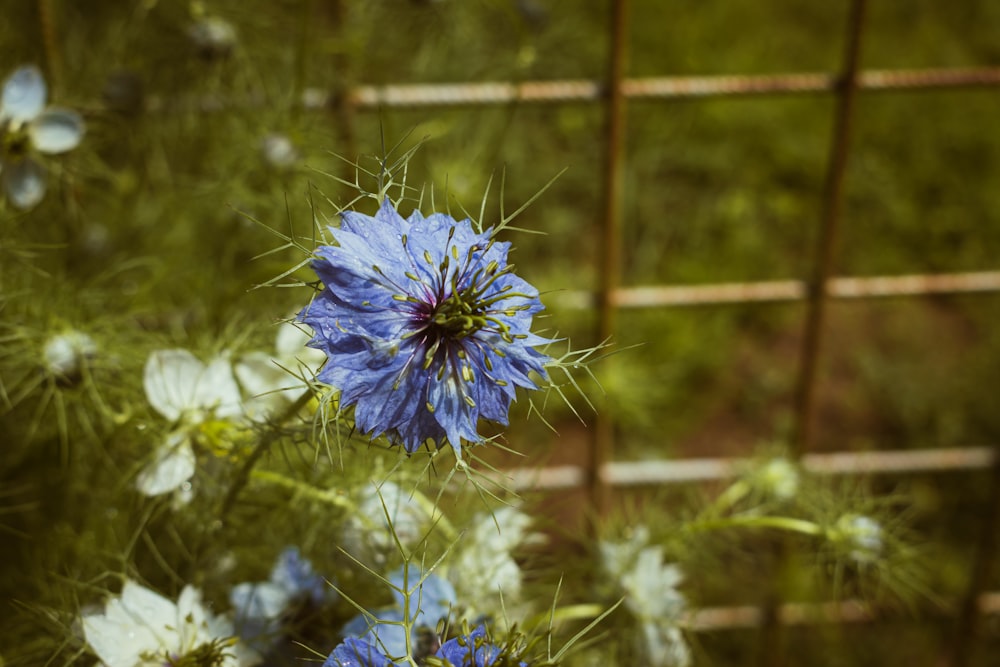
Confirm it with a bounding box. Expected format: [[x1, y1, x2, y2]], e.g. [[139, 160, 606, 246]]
[[136, 349, 243, 497], [42, 330, 97, 380], [598, 525, 650, 579], [81, 579, 259, 667], [600, 528, 691, 667], [188, 16, 237, 59], [832, 513, 883, 564], [342, 481, 431, 565], [260, 133, 298, 169], [234, 321, 324, 422], [755, 457, 800, 501], [449, 506, 538, 617], [0, 65, 84, 209]]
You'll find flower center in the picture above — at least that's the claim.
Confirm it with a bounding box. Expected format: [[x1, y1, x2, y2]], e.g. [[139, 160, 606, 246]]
[[1, 120, 31, 161], [422, 256, 529, 347], [428, 289, 491, 340], [156, 638, 234, 667]]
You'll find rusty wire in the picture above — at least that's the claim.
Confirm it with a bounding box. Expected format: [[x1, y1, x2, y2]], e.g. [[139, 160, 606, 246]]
[[547, 270, 1000, 310], [334, 67, 1000, 109], [492, 446, 997, 492], [147, 67, 1000, 114], [587, 0, 631, 520], [792, 0, 868, 459], [687, 591, 1000, 631]]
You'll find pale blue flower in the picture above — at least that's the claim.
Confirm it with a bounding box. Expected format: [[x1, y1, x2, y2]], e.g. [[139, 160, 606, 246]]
[[299, 200, 552, 455], [0, 65, 84, 209], [342, 567, 456, 660], [231, 547, 333, 650]]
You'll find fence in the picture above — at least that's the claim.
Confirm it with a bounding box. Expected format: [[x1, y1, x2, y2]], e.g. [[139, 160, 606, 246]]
[[300, 1, 1000, 664]]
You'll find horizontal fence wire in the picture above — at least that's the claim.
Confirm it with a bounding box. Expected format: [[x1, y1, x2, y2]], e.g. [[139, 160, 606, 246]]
[[687, 591, 1000, 631], [493, 446, 997, 491], [333, 67, 1000, 108], [548, 270, 1000, 309], [145, 67, 1000, 113]]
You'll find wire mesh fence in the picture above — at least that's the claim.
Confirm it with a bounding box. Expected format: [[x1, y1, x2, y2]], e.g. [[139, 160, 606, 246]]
[[308, 0, 1000, 661]]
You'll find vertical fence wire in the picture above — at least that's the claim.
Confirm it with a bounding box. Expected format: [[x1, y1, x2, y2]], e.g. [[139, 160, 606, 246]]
[[948, 450, 1000, 666], [760, 1, 869, 664], [791, 0, 869, 459], [588, 0, 631, 520], [322, 0, 359, 188], [37, 0, 61, 92]]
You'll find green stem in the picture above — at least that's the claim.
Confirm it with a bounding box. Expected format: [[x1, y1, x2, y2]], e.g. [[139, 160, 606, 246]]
[[250, 469, 353, 509], [401, 560, 418, 667], [706, 479, 751, 516], [407, 485, 458, 542], [218, 388, 315, 520], [526, 603, 607, 629], [687, 515, 823, 537]]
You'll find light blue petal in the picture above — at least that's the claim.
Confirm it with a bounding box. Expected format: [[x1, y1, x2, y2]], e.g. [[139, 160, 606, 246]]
[[3, 158, 46, 209], [29, 108, 84, 153], [2, 66, 46, 122], [230, 582, 290, 622]]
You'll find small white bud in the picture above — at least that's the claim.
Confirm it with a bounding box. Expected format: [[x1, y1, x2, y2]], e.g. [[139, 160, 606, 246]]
[[188, 17, 237, 60], [260, 133, 298, 169], [43, 331, 97, 380], [756, 457, 800, 501], [832, 513, 883, 563]]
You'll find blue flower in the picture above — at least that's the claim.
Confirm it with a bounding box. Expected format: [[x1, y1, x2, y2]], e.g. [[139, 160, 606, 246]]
[[299, 200, 552, 455], [326, 626, 524, 667]]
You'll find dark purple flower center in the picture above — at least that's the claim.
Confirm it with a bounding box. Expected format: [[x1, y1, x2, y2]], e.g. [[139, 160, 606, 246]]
[[1, 120, 31, 161]]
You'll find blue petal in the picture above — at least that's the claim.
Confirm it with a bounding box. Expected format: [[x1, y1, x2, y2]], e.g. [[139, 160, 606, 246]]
[[325, 638, 398, 667], [436, 626, 506, 667]]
